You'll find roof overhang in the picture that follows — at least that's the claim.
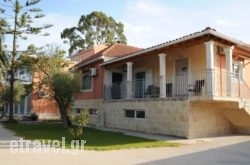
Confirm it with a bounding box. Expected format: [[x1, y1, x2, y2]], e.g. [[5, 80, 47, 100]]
[[101, 28, 249, 66], [74, 57, 103, 69]]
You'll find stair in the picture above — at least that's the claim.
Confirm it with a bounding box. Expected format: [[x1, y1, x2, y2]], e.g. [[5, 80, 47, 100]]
[[220, 101, 250, 134]]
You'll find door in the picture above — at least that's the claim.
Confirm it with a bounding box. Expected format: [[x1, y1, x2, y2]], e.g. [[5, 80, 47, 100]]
[[175, 59, 189, 96], [111, 72, 123, 99], [135, 72, 145, 98]]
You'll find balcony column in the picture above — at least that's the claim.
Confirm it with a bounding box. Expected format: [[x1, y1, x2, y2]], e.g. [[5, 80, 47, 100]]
[[126, 62, 133, 99], [204, 41, 215, 96], [159, 53, 166, 98], [225, 46, 234, 96], [24, 96, 28, 115]]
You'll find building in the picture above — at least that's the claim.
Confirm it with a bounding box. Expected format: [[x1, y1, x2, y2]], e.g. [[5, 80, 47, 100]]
[[72, 43, 141, 125], [76, 27, 250, 138]]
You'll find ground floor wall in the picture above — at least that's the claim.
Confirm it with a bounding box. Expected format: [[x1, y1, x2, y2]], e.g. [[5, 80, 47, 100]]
[[103, 100, 189, 138], [73, 99, 250, 139], [74, 99, 103, 125]]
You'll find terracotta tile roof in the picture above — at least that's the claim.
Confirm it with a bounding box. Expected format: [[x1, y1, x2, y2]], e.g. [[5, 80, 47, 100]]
[[101, 27, 250, 66], [102, 43, 141, 57], [70, 43, 109, 58], [74, 43, 141, 69]]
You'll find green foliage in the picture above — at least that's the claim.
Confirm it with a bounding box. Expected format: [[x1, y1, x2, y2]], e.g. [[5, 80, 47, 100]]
[[51, 71, 81, 129], [61, 11, 127, 54], [69, 110, 89, 140], [0, 0, 52, 121], [0, 81, 26, 104], [51, 72, 80, 103]]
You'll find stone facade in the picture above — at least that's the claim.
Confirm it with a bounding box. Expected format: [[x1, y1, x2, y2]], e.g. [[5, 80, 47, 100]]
[[103, 99, 190, 138], [73, 98, 250, 138], [74, 99, 103, 125], [188, 101, 236, 138]]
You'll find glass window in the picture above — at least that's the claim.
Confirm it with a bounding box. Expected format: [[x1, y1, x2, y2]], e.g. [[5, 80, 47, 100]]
[[82, 73, 92, 90], [125, 109, 145, 119], [125, 110, 135, 118], [232, 62, 243, 79], [89, 109, 98, 115], [136, 111, 145, 118], [75, 108, 81, 114]]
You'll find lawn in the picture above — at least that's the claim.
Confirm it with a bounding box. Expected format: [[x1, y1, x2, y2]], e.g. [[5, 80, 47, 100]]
[[4, 122, 179, 150]]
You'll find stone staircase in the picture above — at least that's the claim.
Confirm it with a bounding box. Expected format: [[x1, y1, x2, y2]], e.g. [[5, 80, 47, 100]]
[[219, 100, 250, 134]]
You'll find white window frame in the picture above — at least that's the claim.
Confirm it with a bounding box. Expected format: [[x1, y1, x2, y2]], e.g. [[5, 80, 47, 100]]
[[232, 61, 243, 80], [124, 109, 145, 119], [81, 73, 93, 92]]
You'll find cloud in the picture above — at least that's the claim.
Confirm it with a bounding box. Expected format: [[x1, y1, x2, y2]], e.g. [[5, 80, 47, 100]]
[[123, 0, 250, 48]]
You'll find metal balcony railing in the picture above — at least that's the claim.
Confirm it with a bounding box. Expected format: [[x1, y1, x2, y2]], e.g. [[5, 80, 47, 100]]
[[104, 69, 250, 100]]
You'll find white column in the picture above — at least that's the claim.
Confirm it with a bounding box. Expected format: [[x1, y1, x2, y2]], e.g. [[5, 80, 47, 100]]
[[204, 41, 215, 96], [126, 62, 133, 99], [159, 53, 166, 98], [225, 46, 234, 96], [17, 104, 21, 114], [24, 96, 28, 115]]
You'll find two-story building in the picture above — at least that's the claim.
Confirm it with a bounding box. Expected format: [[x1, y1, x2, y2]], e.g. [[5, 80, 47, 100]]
[[72, 43, 141, 125]]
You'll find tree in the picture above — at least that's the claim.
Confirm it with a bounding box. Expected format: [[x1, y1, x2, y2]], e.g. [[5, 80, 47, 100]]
[[51, 72, 81, 129], [61, 11, 127, 54], [0, 0, 52, 122], [0, 18, 8, 85], [27, 44, 78, 129]]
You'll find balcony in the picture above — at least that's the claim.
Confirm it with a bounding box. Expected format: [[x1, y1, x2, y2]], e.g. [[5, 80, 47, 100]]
[[104, 69, 250, 101]]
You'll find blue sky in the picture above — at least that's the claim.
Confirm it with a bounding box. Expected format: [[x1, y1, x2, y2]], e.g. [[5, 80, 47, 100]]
[[3, 0, 250, 53]]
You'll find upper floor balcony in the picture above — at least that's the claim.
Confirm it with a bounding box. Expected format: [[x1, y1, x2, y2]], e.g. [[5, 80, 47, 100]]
[[104, 69, 250, 101]]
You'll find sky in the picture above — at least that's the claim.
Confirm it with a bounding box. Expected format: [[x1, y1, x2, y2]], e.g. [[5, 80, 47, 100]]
[[2, 0, 250, 54]]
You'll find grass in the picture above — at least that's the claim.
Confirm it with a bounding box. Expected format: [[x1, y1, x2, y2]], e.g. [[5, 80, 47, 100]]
[[3, 122, 179, 150]]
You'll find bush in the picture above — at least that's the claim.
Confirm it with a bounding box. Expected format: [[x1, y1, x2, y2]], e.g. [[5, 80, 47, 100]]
[[29, 112, 38, 121], [69, 110, 89, 140]]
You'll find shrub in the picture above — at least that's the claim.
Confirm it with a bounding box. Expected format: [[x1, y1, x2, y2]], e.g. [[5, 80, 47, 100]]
[[69, 110, 89, 140], [29, 112, 38, 121]]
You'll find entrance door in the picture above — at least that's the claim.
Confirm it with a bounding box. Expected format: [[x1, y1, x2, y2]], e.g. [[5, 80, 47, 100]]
[[175, 59, 188, 96], [135, 72, 145, 98], [111, 72, 122, 99]]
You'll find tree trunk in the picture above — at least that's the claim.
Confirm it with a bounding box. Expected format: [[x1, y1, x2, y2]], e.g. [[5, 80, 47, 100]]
[[8, 70, 14, 122], [9, 5, 18, 122], [61, 110, 68, 129]]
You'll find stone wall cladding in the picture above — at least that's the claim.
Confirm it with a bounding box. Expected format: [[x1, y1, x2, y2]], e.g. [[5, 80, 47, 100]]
[[103, 100, 190, 138], [188, 101, 235, 138], [74, 99, 103, 125]]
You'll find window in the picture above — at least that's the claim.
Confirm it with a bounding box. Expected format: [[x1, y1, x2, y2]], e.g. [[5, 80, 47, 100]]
[[75, 108, 81, 114], [125, 110, 135, 118], [74, 108, 98, 115], [125, 109, 145, 119], [136, 111, 145, 118], [81, 73, 92, 91], [232, 61, 243, 79], [89, 109, 98, 115]]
